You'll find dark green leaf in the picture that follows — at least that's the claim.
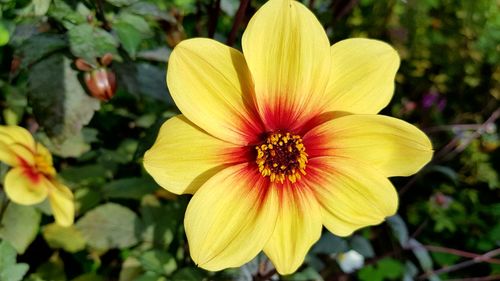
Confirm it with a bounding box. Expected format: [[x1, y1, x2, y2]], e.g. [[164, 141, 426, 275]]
[[171, 268, 204, 281], [106, 0, 139, 7], [16, 33, 66, 69], [76, 203, 140, 251], [103, 177, 158, 199], [28, 54, 100, 143], [408, 239, 434, 271], [139, 250, 177, 275], [386, 215, 409, 247], [311, 232, 348, 255], [68, 24, 119, 63], [350, 236, 375, 258]]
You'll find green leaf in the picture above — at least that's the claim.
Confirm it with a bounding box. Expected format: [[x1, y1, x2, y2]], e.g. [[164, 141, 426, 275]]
[[74, 187, 102, 214], [106, 0, 139, 7], [31, 256, 65, 281], [68, 24, 119, 63], [48, 0, 87, 28], [170, 268, 204, 281], [37, 128, 96, 158], [350, 236, 375, 258], [134, 272, 166, 281], [282, 267, 322, 281], [377, 258, 404, 279], [358, 258, 404, 281], [0, 203, 41, 254], [0, 241, 29, 281], [33, 0, 51, 16], [103, 177, 158, 199], [60, 164, 110, 186], [42, 223, 86, 253], [28, 54, 100, 144], [119, 257, 143, 281], [76, 203, 140, 251], [71, 273, 106, 281], [0, 22, 10, 46], [408, 239, 434, 271], [114, 13, 152, 58], [16, 33, 66, 69], [125, 2, 176, 22], [140, 195, 182, 250], [386, 215, 409, 246], [114, 22, 142, 59], [426, 165, 459, 184], [139, 250, 177, 275], [311, 232, 348, 255]]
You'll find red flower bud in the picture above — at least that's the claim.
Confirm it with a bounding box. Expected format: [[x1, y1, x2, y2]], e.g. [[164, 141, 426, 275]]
[[84, 68, 116, 101]]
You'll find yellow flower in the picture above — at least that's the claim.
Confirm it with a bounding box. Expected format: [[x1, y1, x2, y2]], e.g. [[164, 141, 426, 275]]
[[144, 0, 433, 275], [0, 126, 74, 226]]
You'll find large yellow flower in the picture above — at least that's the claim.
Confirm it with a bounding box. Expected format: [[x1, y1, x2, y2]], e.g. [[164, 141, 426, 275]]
[[0, 126, 74, 226], [144, 0, 433, 275]]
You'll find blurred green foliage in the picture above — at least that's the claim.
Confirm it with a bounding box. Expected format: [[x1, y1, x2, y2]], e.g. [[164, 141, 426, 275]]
[[0, 0, 498, 280]]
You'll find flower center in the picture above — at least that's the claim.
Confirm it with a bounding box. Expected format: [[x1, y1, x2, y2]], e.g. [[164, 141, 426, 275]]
[[34, 154, 56, 177], [255, 132, 308, 184]]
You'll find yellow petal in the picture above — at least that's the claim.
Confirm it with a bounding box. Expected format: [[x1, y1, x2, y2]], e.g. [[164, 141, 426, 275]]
[[4, 167, 49, 205], [305, 115, 433, 177], [9, 143, 36, 166], [324, 38, 400, 114], [0, 141, 17, 166], [48, 180, 75, 227], [184, 163, 278, 271], [143, 115, 244, 195], [0, 125, 36, 150], [242, 0, 331, 131], [308, 158, 398, 236], [167, 38, 262, 145], [35, 142, 54, 166], [263, 184, 322, 275]]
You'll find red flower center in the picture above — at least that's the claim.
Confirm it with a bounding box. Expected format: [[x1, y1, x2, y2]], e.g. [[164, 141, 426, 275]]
[[255, 132, 308, 184]]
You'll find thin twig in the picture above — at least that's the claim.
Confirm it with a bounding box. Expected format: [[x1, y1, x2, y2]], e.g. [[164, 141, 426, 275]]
[[435, 108, 500, 161], [207, 0, 221, 38], [418, 248, 500, 279], [445, 275, 500, 281], [254, 268, 277, 281], [422, 245, 500, 264], [227, 0, 250, 46], [308, 0, 315, 9], [399, 108, 500, 196], [424, 124, 484, 133], [95, 0, 110, 30]]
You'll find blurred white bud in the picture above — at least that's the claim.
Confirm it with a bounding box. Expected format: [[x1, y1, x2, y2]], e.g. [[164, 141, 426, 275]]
[[336, 250, 365, 273]]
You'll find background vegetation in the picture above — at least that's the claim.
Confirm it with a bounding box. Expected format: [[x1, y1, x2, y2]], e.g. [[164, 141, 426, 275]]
[[0, 0, 498, 280]]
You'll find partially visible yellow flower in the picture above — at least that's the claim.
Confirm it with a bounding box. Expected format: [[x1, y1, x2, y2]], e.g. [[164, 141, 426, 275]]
[[144, 0, 433, 275], [0, 126, 74, 226]]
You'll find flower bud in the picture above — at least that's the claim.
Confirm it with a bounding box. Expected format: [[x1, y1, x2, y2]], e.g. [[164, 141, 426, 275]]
[[84, 68, 116, 101]]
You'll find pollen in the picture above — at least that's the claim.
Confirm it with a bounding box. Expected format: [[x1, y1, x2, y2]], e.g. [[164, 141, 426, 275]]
[[255, 132, 308, 184]]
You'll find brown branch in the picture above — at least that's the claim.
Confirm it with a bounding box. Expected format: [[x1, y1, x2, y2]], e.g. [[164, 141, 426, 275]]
[[418, 248, 500, 280], [227, 0, 251, 46], [422, 245, 500, 264], [399, 108, 500, 197], [207, 0, 221, 38], [445, 275, 500, 281], [95, 0, 111, 30]]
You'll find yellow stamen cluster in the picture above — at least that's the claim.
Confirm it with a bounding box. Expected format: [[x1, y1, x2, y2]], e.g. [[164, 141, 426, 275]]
[[34, 154, 56, 177], [255, 132, 308, 184]]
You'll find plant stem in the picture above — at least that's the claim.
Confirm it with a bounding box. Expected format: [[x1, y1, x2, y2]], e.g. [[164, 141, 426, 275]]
[[208, 0, 221, 38], [227, 0, 250, 46]]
